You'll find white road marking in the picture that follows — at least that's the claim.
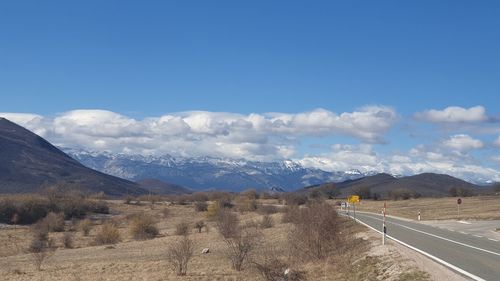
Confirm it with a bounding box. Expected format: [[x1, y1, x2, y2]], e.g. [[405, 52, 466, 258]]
[[352, 216, 486, 281], [488, 238, 499, 242], [458, 220, 471, 225], [474, 235, 483, 238], [359, 213, 500, 258], [459, 231, 468, 235]]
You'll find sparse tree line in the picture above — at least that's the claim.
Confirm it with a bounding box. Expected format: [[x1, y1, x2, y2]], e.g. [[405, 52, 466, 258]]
[[2, 185, 368, 280], [0, 186, 109, 225]]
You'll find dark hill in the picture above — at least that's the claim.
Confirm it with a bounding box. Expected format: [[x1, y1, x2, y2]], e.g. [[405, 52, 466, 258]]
[[0, 118, 146, 196], [304, 172, 480, 198], [137, 178, 191, 195]]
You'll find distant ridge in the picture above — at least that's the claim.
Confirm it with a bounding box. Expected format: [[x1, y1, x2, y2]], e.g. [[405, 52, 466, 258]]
[[308, 172, 481, 197], [0, 118, 146, 196], [137, 178, 191, 195]]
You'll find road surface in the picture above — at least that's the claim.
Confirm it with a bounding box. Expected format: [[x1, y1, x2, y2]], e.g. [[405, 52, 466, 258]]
[[347, 211, 500, 281]]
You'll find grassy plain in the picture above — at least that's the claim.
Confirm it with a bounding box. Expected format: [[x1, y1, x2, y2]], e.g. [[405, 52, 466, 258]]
[[353, 196, 500, 220], [0, 198, 436, 280]]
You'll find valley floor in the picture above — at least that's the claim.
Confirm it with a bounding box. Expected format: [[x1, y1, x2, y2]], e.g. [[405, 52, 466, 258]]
[[0, 200, 462, 281]]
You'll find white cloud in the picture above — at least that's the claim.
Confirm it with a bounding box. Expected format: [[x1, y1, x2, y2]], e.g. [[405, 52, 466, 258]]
[[298, 144, 381, 172], [441, 134, 484, 153], [0, 112, 49, 136], [297, 143, 500, 183], [0, 107, 396, 161], [415, 106, 488, 123], [266, 106, 397, 143]]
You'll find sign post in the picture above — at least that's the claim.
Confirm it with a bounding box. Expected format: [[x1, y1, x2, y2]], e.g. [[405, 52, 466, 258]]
[[348, 195, 360, 222], [382, 202, 387, 245], [457, 198, 462, 218]]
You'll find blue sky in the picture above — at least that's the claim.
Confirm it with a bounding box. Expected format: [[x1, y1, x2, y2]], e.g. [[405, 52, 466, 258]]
[[0, 1, 499, 183]]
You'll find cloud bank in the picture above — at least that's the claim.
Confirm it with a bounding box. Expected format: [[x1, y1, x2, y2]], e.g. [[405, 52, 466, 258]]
[[0, 107, 397, 160], [1, 105, 498, 183], [415, 106, 488, 123]]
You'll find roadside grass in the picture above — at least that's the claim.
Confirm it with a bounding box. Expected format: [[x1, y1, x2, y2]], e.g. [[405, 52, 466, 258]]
[[352, 196, 500, 220]]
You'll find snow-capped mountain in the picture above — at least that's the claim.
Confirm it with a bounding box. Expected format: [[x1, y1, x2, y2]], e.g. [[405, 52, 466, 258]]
[[64, 148, 371, 192]]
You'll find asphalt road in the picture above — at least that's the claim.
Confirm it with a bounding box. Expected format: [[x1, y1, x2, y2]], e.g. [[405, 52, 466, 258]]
[[347, 211, 500, 281]]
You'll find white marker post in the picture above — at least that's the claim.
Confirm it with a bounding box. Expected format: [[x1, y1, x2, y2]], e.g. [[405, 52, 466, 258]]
[[418, 210, 421, 221], [353, 202, 356, 222], [383, 202, 387, 245]]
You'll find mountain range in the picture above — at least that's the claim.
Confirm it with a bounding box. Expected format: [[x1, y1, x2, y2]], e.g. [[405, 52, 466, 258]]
[[1, 117, 493, 196], [0, 118, 146, 196], [65, 148, 374, 192]]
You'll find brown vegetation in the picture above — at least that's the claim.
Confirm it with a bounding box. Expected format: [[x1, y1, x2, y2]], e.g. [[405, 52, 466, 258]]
[[130, 213, 159, 240], [78, 219, 92, 236], [288, 202, 341, 260], [166, 235, 194, 276], [194, 220, 206, 233], [95, 223, 121, 245], [260, 215, 274, 229], [175, 222, 190, 236]]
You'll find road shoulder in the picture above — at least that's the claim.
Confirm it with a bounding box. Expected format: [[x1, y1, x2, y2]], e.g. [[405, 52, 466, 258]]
[[360, 229, 470, 281]]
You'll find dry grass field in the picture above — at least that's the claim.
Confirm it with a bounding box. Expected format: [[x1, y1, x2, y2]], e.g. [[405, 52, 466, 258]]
[[353, 196, 500, 221], [0, 197, 437, 281]]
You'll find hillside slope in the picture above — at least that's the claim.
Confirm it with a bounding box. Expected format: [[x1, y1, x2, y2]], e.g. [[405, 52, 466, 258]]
[[0, 118, 145, 196], [317, 173, 480, 197], [137, 178, 191, 195]]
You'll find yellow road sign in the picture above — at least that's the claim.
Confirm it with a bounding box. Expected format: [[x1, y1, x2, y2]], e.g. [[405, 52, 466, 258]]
[[348, 195, 360, 203]]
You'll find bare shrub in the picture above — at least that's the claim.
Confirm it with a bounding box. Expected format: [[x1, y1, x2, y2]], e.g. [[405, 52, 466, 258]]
[[283, 193, 308, 206], [166, 236, 194, 276], [191, 192, 209, 202], [95, 223, 121, 245], [260, 215, 274, 229], [215, 209, 239, 239], [218, 198, 234, 209], [175, 222, 190, 236], [288, 202, 340, 261], [62, 232, 74, 248], [31, 220, 50, 241], [281, 205, 300, 224], [130, 213, 159, 240], [223, 225, 263, 271], [194, 201, 208, 212], [235, 196, 258, 213], [79, 219, 92, 236], [207, 191, 233, 203], [257, 205, 278, 215], [29, 226, 56, 271], [241, 189, 259, 200], [42, 212, 65, 232], [194, 220, 206, 233], [214, 209, 262, 271]]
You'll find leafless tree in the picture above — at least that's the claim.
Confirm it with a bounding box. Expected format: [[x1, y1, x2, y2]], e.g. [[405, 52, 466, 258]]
[[288, 202, 340, 261], [166, 235, 194, 276]]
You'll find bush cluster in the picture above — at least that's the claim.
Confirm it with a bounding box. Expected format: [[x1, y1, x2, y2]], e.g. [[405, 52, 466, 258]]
[[130, 213, 159, 240], [0, 193, 109, 225]]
